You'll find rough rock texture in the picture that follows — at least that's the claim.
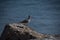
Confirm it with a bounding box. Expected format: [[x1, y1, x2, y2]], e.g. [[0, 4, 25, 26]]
[[0, 23, 60, 40]]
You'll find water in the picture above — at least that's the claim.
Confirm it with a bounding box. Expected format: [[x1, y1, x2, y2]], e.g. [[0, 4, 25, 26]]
[[0, 0, 60, 36]]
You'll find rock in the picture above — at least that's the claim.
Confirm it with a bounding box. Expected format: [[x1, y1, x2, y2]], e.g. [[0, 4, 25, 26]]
[[0, 23, 60, 40], [0, 23, 47, 40]]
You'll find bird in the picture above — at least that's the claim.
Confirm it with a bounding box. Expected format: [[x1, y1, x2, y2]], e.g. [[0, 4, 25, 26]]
[[20, 15, 31, 25]]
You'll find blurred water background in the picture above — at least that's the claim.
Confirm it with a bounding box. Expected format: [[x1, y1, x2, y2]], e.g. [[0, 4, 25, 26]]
[[0, 0, 60, 36]]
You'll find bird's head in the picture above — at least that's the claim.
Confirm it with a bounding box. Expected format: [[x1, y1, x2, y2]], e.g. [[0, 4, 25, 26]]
[[28, 15, 31, 19]]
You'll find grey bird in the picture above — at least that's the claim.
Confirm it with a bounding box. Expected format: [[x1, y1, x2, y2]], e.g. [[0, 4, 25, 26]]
[[20, 15, 31, 25]]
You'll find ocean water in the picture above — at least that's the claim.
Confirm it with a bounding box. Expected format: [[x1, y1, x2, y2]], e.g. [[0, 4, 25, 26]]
[[0, 0, 60, 36]]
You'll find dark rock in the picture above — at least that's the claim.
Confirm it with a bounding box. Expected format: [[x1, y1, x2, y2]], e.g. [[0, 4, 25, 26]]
[[0, 23, 60, 40], [0, 23, 47, 40]]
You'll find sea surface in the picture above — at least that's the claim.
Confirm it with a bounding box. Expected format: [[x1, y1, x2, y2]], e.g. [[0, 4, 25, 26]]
[[0, 0, 60, 36]]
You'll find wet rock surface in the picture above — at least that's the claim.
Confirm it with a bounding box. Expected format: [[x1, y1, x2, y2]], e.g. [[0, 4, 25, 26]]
[[0, 23, 60, 40]]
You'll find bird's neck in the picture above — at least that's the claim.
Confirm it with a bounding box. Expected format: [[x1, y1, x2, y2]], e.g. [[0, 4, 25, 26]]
[[28, 19, 31, 23]]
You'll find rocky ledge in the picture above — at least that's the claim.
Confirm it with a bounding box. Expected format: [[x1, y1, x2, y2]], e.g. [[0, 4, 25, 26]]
[[0, 23, 60, 40]]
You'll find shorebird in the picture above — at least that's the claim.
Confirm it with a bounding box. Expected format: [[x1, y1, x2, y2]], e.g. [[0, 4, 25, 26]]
[[20, 15, 31, 25]]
